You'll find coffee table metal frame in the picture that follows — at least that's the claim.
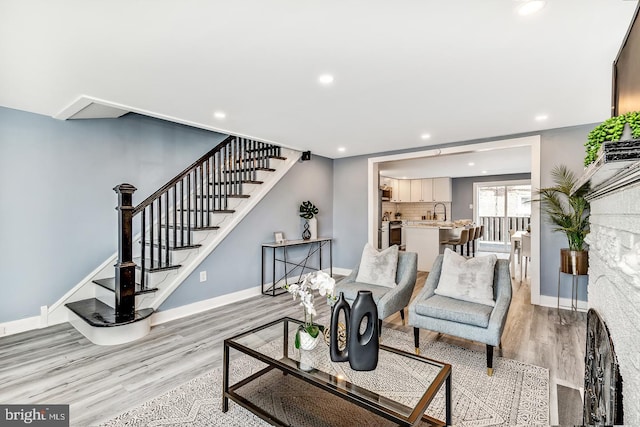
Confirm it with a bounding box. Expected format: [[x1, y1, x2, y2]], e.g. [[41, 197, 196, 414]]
[[222, 317, 452, 426]]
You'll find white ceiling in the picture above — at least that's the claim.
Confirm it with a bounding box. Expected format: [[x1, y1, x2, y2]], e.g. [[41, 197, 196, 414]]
[[380, 145, 532, 179], [0, 1, 637, 159]]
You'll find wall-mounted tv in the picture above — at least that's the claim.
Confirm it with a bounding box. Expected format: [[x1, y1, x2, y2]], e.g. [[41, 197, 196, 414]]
[[613, 3, 640, 116]]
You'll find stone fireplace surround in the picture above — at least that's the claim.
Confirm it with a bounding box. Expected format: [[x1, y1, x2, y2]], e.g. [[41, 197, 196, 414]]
[[578, 139, 640, 424]]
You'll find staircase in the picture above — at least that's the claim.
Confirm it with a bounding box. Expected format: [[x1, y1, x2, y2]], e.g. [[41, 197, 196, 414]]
[[49, 136, 300, 345]]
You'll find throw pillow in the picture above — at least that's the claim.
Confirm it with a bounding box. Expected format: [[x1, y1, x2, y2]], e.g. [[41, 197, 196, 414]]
[[355, 243, 399, 288], [434, 248, 497, 306]]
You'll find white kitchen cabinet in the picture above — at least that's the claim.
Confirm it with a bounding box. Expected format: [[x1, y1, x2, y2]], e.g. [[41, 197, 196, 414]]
[[410, 179, 423, 202], [433, 177, 452, 202], [398, 180, 411, 202], [380, 177, 400, 202], [421, 178, 433, 202]]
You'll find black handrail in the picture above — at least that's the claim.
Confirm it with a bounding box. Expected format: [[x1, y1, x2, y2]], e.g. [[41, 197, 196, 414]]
[[114, 135, 283, 319], [132, 134, 235, 215]]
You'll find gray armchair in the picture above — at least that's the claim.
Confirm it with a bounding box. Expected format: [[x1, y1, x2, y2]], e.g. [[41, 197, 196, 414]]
[[408, 254, 512, 376], [335, 251, 418, 333]]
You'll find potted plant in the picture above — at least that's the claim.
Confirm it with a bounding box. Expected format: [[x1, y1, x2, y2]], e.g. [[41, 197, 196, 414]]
[[536, 165, 590, 275], [284, 271, 336, 352], [299, 200, 318, 240], [584, 111, 640, 166]]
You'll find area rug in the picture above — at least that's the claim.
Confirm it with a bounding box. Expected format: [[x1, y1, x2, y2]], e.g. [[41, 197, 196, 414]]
[[99, 329, 549, 426]]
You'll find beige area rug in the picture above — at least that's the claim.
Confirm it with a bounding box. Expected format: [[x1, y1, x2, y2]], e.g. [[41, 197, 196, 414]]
[[100, 329, 549, 427]]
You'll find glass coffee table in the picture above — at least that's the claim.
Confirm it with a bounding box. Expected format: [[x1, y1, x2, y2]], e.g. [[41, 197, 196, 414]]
[[223, 317, 451, 426]]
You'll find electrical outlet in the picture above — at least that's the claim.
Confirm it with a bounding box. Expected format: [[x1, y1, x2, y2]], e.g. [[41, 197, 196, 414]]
[[469, 204, 473, 210], [0, 326, 5, 336], [199, 271, 207, 282]]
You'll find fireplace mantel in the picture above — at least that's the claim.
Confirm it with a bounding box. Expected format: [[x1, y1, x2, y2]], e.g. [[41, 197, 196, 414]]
[[573, 139, 640, 200], [577, 138, 640, 425]]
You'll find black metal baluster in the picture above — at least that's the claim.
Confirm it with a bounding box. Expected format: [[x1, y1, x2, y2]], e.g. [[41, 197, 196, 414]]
[[187, 172, 191, 245], [141, 208, 146, 290], [172, 185, 177, 248], [157, 197, 162, 266], [199, 165, 204, 228], [206, 158, 210, 227], [150, 201, 154, 269], [222, 145, 228, 210], [180, 178, 185, 246], [234, 138, 240, 195], [164, 191, 169, 265]]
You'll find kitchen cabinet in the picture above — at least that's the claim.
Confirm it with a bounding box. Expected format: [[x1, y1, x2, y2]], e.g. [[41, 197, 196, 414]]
[[420, 178, 434, 202], [410, 179, 422, 202], [398, 180, 411, 202], [433, 177, 452, 202], [380, 177, 400, 202]]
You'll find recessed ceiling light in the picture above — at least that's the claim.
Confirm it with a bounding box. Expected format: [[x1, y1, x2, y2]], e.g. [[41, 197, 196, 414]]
[[468, 162, 475, 166], [213, 111, 226, 119], [420, 133, 431, 140], [318, 74, 334, 85], [518, 0, 546, 16], [481, 170, 488, 174], [535, 114, 548, 121], [337, 147, 346, 152]]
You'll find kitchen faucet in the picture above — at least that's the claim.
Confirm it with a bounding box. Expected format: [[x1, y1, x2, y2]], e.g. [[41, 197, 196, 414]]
[[433, 203, 447, 221]]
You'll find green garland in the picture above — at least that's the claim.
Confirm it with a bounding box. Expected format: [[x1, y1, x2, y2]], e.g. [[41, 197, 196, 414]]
[[585, 111, 640, 166]]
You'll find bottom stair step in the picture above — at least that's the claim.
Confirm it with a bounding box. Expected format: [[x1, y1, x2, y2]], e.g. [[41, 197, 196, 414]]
[[65, 298, 153, 327], [93, 278, 158, 295]]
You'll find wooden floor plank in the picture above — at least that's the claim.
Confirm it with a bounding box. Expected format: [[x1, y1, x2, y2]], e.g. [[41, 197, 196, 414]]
[[0, 269, 586, 426]]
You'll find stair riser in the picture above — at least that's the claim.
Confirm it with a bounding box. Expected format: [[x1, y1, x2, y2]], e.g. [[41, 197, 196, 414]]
[[138, 229, 215, 248], [168, 212, 234, 228]]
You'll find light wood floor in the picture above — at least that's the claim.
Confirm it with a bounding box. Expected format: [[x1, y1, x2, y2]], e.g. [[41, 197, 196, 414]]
[[0, 271, 586, 426]]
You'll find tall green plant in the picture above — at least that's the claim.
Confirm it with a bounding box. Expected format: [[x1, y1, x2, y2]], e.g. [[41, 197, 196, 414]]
[[535, 165, 590, 251]]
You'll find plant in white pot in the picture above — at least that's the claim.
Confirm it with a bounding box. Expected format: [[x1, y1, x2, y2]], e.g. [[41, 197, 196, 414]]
[[535, 165, 590, 275], [299, 200, 318, 240]]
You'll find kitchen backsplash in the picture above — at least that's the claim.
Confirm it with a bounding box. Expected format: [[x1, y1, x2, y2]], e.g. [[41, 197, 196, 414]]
[[382, 202, 452, 220]]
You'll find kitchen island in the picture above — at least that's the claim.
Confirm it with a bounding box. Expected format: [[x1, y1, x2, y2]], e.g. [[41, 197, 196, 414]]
[[404, 222, 460, 271]]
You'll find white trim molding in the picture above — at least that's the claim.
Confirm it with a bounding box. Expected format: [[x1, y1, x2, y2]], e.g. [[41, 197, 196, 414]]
[[150, 286, 262, 326], [0, 316, 41, 337]]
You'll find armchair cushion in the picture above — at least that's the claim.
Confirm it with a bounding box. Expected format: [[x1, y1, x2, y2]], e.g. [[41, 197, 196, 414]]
[[355, 243, 398, 288], [434, 249, 497, 307], [414, 294, 493, 328]]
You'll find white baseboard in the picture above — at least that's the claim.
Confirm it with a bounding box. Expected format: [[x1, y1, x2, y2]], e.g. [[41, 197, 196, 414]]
[[150, 285, 262, 326], [538, 295, 588, 312], [0, 315, 41, 337]]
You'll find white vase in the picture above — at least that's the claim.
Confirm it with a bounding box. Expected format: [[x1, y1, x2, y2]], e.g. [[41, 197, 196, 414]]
[[298, 329, 320, 351], [308, 217, 318, 240]]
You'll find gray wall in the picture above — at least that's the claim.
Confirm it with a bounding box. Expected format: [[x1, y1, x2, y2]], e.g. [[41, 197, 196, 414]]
[[0, 103, 594, 324], [451, 173, 532, 221], [160, 155, 333, 310], [332, 124, 595, 301], [0, 107, 330, 322]]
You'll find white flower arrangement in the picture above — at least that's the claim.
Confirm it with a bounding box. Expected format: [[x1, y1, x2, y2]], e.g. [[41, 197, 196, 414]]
[[285, 270, 336, 348]]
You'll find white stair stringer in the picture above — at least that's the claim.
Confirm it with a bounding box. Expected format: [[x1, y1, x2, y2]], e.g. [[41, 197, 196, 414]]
[[45, 148, 301, 343]]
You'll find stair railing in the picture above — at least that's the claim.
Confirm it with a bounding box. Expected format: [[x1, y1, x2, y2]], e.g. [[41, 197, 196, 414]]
[[114, 135, 282, 320]]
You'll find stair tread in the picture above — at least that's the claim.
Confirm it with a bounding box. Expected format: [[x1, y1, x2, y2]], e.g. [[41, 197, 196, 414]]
[[92, 278, 158, 295], [223, 167, 275, 173], [197, 194, 250, 199], [177, 209, 235, 214], [133, 257, 181, 272], [160, 224, 220, 231], [142, 242, 202, 251], [237, 155, 286, 162], [66, 298, 153, 327], [210, 180, 263, 185]]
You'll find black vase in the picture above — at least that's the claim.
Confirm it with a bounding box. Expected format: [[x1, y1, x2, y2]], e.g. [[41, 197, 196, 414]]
[[330, 292, 350, 362], [347, 290, 379, 371]]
